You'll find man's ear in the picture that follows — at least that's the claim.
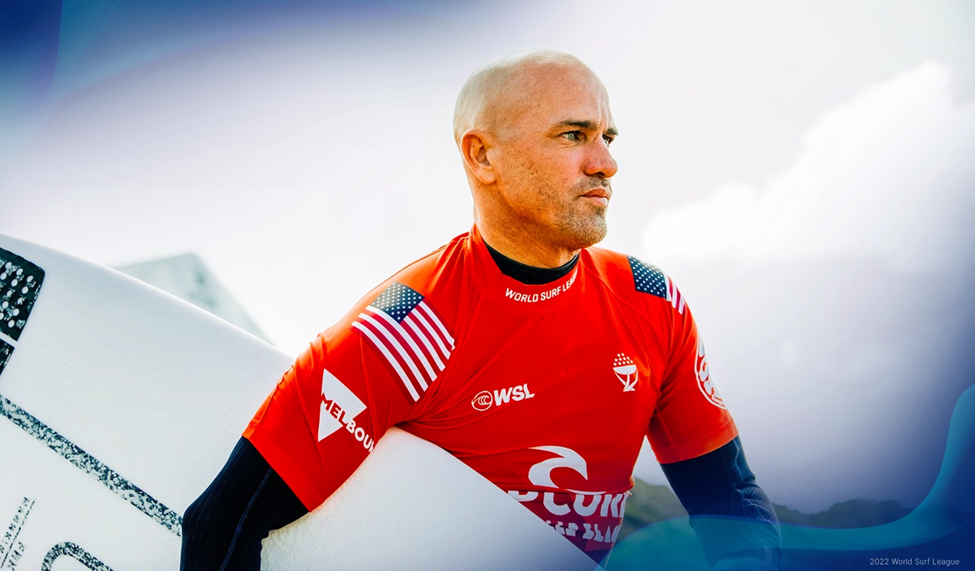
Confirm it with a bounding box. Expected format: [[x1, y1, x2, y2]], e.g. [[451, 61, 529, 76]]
[[461, 130, 497, 185]]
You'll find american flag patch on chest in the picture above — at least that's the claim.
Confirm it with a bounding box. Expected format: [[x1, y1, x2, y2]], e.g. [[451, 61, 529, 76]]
[[351, 282, 455, 401]]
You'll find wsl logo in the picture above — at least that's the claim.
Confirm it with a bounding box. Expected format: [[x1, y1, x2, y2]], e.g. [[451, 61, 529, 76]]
[[696, 338, 726, 409], [471, 383, 535, 411], [613, 353, 638, 392], [471, 391, 493, 411]]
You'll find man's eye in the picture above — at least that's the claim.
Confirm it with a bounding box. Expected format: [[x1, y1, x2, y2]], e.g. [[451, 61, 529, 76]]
[[603, 135, 615, 146], [563, 131, 582, 141]]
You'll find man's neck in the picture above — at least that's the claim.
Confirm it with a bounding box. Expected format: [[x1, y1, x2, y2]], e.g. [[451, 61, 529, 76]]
[[476, 223, 580, 268]]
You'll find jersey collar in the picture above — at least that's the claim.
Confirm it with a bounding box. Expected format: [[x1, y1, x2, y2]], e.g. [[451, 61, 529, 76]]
[[468, 224, 584, 310]]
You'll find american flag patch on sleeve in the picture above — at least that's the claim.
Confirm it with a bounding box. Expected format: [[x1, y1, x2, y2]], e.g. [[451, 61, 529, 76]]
[[351, 282, 455, 402], [628, 256, 685, 315], [665, 275, 685, 315]]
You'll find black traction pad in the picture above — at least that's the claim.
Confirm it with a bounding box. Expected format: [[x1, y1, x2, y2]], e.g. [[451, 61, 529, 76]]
[[0, 247, 45, 342], [0, 338, 12, 377]]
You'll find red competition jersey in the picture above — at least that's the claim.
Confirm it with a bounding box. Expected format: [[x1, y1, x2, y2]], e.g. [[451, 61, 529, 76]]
[[244, 225, 738, 562]]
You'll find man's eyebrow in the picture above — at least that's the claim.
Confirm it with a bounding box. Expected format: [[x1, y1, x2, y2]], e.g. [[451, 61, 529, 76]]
[[555, 120, 619, 137]]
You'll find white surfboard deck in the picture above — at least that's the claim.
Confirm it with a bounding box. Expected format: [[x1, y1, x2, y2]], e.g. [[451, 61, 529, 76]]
[[0, 234, 599, 571]]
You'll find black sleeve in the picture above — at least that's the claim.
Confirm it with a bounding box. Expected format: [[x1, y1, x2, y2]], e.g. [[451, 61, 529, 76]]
[[660, 437, 782, 569], [181, 437, 308, 571]]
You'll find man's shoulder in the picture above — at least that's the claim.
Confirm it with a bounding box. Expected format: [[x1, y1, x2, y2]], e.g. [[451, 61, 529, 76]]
[[584, 246, 688, 318], [346, 230, 472, 320], [584, 246, 670, 300], [384, 230, 471, 290]]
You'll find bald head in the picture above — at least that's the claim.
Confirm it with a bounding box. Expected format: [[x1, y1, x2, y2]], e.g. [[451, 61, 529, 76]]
[[452, 50, 604, 144], [453, 50, 618, 268]]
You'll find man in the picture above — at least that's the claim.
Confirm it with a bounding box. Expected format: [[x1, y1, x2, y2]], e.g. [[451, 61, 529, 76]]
[[181, 50, 781, 570]]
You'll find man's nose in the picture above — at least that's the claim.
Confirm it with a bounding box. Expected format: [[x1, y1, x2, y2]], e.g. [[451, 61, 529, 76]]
[[584, 139, 618, 179]]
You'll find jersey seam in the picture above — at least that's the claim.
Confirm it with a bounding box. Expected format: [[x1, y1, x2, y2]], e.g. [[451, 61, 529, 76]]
[[581, 254, 679, 375], [582, 252, 676, 331], [374, 241, 454, 289], [245, 426, 323, 510], [655, 419, 738, 464]]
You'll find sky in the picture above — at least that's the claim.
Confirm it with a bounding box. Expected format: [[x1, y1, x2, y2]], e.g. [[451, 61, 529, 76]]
[[2, 0, 974, 513]]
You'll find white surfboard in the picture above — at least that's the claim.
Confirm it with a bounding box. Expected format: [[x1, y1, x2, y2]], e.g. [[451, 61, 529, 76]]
[[0, 234, 599, 571]]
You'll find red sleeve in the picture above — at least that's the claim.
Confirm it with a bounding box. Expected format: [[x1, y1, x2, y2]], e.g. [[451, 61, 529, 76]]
[[646, 293, 738, 465], [243, 295, 429, 511]]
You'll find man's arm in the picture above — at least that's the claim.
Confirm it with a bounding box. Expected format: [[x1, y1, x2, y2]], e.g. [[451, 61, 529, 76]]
[[182, 279, 451, 568], [660, 436, 781, 570], [181, 437, 307, 571]]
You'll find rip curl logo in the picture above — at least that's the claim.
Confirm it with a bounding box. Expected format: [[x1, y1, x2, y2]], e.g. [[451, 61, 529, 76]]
[[696, 338, 726, 409], [613, 353, 638, 392], [527, 446, 588, 489], [507, 446, 628, 545]]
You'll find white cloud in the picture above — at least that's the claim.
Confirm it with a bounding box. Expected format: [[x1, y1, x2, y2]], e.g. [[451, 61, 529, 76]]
[[643, 62, 975, 273]]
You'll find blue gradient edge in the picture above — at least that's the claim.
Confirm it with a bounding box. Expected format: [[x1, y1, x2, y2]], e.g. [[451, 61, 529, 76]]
[[606, 385, 975, 570]]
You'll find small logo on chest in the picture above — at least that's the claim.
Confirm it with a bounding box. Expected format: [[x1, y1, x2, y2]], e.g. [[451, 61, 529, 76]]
[[613, 353, 639, 392], [471, 383, 535, 411]]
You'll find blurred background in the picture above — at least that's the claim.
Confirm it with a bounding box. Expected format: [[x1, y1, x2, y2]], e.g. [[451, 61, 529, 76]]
[[2, 0, 973, 530]]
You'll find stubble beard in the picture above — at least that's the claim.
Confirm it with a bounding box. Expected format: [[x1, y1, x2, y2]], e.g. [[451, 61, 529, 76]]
[[555, 205, 607, 250], [553, 180, 610, 250], [507, 164, 611, 252]]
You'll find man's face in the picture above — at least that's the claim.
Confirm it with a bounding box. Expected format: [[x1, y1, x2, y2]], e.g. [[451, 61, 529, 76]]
[[491, 65, 618, 252]]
